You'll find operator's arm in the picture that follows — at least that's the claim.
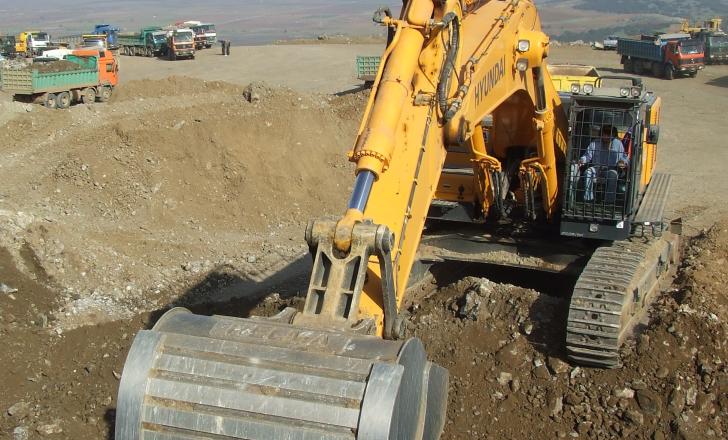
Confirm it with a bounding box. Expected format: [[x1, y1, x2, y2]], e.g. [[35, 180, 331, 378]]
[[612, 138, 629, 166], [580, 142, 595, 164]]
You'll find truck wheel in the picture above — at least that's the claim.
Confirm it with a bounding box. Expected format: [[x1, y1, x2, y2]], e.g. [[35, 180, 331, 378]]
[[55, 91, 71, 109], [98, 86, 112, 102], [664, 65, 675, 80], [82, 88, 96, 104], [45, 93, 58, 109], [651, 63, 662, 78], [689, 71, 698, 78], [633, 62, 643, 75], [624, 59, 633, 73]]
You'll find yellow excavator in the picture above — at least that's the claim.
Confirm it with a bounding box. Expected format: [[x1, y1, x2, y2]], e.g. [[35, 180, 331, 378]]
[[116, 0, 679, 438]]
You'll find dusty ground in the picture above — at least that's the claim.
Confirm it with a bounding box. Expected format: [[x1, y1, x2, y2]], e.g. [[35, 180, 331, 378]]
[[0, 44, 727, 439]]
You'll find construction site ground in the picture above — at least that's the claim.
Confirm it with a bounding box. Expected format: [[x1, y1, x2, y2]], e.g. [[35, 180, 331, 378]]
[[0, 45, 726, 439]]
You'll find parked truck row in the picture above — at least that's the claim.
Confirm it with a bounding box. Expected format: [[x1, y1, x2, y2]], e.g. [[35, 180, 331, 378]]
[[1, 20, 216, 62]]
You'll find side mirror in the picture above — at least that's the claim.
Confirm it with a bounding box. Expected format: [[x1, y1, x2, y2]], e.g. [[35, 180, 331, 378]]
[[647, 125, 660, 144]]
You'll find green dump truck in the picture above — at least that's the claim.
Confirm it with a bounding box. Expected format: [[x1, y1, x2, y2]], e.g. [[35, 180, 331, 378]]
[[118, 27, 168, 57], [1, 49, 118, 108], [356, 55, 381, 86]]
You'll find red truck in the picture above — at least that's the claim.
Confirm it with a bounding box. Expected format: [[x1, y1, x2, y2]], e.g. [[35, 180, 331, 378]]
[[617, 33, 705, 79]]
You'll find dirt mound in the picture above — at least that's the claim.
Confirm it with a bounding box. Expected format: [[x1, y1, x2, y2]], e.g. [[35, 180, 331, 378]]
[[30, 59, 84, 73], [0, 76, 361, 330], [111, 76, 244, 101], [409, 224, 728, 439]]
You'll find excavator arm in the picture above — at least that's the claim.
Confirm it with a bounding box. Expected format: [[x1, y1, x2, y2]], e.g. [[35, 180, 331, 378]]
[[328, 0, 567, 337], [115, 1, 568, 439]]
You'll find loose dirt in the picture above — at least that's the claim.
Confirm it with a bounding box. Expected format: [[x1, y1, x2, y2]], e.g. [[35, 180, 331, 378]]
[[0, 44, 727, 439], [410, 222, 728, 439]]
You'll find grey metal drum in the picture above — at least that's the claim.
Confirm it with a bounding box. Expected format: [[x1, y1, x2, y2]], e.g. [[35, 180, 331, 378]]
[[116, 308, 448, 440]]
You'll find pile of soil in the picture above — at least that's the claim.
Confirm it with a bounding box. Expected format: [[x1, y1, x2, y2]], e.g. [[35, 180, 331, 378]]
[[31, 60, 84, 73], [0, 77, 366, 330], [409, 222, 728, 439]]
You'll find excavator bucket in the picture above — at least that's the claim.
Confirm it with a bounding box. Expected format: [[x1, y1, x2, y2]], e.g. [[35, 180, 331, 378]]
[[116, 309, 448, 439]]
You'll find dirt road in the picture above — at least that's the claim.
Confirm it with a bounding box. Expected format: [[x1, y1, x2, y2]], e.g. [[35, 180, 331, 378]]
[[117, 44, 383, 93], [1, 44, 727, 439]]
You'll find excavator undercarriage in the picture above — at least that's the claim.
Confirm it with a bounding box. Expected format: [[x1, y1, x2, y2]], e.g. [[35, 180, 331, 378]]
[[117, 0, 681, 438]]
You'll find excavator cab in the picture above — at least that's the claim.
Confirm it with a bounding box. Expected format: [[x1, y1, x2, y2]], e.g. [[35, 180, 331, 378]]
[[560, 76, 663, 240]]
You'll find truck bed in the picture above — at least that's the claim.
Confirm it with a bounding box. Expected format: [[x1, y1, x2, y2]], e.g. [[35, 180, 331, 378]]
[[617, 38, 663, 62], [1, 67, 98, 94]]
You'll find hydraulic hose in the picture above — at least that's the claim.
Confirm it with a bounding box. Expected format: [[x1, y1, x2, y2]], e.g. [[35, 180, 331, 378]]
[[437, 12, 461, 121]]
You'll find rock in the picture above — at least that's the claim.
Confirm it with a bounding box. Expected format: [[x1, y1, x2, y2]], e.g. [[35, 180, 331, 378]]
[[614, 387, 635, 399], [564, 392, 583, 406], [0, 283, 18, 294], [577, 421, 592, 435], [685, 386, 697, 406], [522, 321, 534, 335], [624, 409, 644, 426], [656, 367, 670, 379], [652, 431, 666, 440], [243, 83, 267, 103], [534, 365, 551, 380], [550, 396, 564, 418], [7, 401, 30, 418], [547, 357, 570, 375], [669, 387, 686, 416], [36, 423, 63, 435], [13, 426, 29, 440], [457, 291, 481, 320], [635, 389, 662, 416], [246, 255, 257, 264], [570, 366, 582, 379], [510, 378, 521, 393], [497, 372, 513, 386], [695, 393, 715, 415], [495, 339, 526, 365]]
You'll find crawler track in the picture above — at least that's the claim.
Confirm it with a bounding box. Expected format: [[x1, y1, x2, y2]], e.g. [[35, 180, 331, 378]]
[[566, 233, 679, 367]]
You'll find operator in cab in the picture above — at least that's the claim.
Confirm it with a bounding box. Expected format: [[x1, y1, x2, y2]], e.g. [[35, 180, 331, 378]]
[[578, 124, 629, 203]]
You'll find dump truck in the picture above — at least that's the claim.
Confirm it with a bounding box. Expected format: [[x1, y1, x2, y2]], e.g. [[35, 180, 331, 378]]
[[81, 34, 108, 50], [1, 48, 118, 108], [184, 21, 217, 49], [165, 28, 195, 60], [356, 55, 381, 85], [116, 1, 679, 438], [0, 35, 16, 58], [617, 34, 705, 79], [548, 64, 601, 92], [695, 31, 728, 64], [15, 31, 51, 57], [93, 24, 119, 50], [118, 27, 167, 57]]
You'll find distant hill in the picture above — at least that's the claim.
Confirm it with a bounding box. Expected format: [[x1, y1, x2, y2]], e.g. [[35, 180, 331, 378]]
[[569, 0, 728, 19], [537, 0, 726, 41]]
